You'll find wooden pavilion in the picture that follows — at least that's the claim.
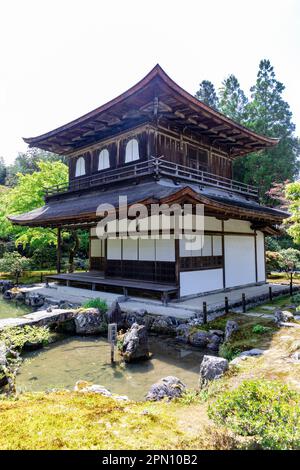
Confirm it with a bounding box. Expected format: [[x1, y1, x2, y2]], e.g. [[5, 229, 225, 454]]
[[9, 65, 288, 301]]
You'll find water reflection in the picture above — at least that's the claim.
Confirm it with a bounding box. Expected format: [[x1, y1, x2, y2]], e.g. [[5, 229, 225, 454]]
[[17, 336, 206, 400]]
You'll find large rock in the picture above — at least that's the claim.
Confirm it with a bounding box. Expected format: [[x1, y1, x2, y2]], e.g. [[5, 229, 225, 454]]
[[25, 293, 45, 308], [224, 320, 239, 342], [274, 310, 295, 324], [175, 323, 191, 344], [73, 308, 108, 334], [121, 323, 150, 362], [150, 316, 177, 334], [207, 334, 223, 352], [74, 381, 128, 401], [106, 300, 122, 325], [199, 355, 229, 385], [146, 376, 186, 401], [3, 287, 25, 301], [239, 348, 264, 357], [189, 330, 210, 347], [0, 280, 14, 293]]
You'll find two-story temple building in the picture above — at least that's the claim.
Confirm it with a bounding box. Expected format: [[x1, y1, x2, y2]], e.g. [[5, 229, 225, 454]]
[[9, 65, 288, 302]]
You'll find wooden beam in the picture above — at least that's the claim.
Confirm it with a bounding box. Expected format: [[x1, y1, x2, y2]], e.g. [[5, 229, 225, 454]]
[[57, 227, 62, 274]]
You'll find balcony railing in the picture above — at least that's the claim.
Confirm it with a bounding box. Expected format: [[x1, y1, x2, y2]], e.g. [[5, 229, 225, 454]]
[[44, 156, 258, 199]]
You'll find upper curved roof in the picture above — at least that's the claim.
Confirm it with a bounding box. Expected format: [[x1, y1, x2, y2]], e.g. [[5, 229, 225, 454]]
[[24, 64, 278, 157]]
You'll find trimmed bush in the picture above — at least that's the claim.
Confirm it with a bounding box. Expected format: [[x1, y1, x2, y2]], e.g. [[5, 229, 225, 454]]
[[82, 298, 108, 313], [208, 379, 300, 450]]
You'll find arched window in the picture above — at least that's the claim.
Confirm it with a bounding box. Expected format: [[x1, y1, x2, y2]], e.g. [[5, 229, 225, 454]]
[[125, 138, 139, 163], [98, 148, 110, 171], [75, 156, 86, 177]]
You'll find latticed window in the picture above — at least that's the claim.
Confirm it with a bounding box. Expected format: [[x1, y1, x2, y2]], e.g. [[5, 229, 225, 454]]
[[75, 156, 86, 177], [125, 138, 139, 163], [98, 148, 110, 170]]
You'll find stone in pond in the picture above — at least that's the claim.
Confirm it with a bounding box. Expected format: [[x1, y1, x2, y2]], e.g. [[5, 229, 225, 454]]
[[25, 293, 45, 308], [199, 355, 229, 386], [121, 323, 150, 362], [189, 330, 210, 347], [106, 300, 122, 325], [74, 381, 128, 401], [146, 376, 186, 401], [150, 316, 176, 334], [74, 308, 108, 334], [0, 280, 14, 293]]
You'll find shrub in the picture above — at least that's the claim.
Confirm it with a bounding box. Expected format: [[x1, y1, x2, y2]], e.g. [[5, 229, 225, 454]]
[[0, 325, 51, 350], [82, 298, 108, 313], [219, 343, 240, 361], [292, 293, 300, 304], [208, 380, 300, 450], [0, 252, 30, 284], [252, 324, 271, 334]]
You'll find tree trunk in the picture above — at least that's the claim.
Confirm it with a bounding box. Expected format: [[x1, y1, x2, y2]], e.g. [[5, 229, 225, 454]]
[[68, 230, 80, 273]]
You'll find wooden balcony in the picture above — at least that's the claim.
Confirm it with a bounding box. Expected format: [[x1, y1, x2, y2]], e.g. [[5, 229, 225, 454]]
[[44, 156, 258, 200]]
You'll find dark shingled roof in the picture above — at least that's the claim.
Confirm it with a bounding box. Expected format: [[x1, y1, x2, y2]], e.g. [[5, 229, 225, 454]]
[[8, 179, 288, 227]]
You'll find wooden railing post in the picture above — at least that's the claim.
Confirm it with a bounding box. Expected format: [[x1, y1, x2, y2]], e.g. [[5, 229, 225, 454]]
[[242, 293, 246, 313], [202, 301, 207, 324], [225, 296, 229, 314], [269, 286, 273, 302]]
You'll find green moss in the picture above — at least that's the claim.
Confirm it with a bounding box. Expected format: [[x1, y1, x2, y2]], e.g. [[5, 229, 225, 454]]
[[0, 325, 52, 351]]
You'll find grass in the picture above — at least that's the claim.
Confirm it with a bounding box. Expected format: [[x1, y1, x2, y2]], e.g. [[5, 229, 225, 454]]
[[1, 294, 300, 450], [0, 392, 239, 450]]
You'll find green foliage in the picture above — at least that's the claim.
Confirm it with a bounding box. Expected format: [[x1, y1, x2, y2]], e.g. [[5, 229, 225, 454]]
[[252, 324, 271, 334], [265, 236, 281, 252], [219, 343, 240, 361], [0, 252, 30, 283], [5, 148, 65, 187], [0, 157, 6, 185], [195, 59, 299, 201], [0, 325, 51, 350], [82, 298, 108, 313], [219, 75, 248, 123], [291, 293, 300, 304], [0, 160, 68, 251], [265, 250, 283, 272], [208, 380, 300, 449], [195, 80, 219, 109]]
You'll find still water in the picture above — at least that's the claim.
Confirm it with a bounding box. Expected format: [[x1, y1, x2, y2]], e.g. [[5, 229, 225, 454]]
[[17, 336, 205, 400], [0, 299, 31, 319]]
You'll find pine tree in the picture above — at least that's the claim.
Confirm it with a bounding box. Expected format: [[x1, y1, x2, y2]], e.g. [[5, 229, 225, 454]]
[[219, 75, 248, 123], [195, 80, 219, 109], [233, 60, 299, 200]]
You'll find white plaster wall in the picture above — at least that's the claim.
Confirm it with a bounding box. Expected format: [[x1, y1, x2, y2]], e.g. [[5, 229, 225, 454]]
[[256, 231, 266, 282], [123, 239, 138, 260], [180, 269, 223, 296], [90, 239, 102, 257], [204, 216, 222, 231], [224, 235, 256, 288], [139, 239, 155, 261], [107, 239, 121, 259], [155, 239, 175, 261], [202, 235, 212, 256], [179, 235, 203, 257], [90, 227, 97, 237], [213, 236, 222, 256], [224, 219, 254, 233]]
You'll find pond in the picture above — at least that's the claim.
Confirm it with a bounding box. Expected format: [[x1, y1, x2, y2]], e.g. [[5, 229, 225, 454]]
[[0, 298, 31, 319], [17, 336, 206, 400]]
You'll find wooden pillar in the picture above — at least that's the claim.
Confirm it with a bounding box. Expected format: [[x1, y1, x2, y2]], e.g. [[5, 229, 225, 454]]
[[57, 227, 62, 274]]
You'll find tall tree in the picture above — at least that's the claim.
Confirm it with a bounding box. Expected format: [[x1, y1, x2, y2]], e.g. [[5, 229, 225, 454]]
[[233, 60, 299, 200], [219, 75, 248, 123], [0, 157, 6, 185], [195, 80, 219, 109], [5, 148, 65, 186]]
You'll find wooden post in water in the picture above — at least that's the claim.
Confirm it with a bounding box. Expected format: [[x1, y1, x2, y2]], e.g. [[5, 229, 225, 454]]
[[108, 323, 117, 364], [225, 296, 229, 314], [269, 286, 273, 302], [57, 227, 62, 274], [202, 301, 207, 324], [242, 293, 246, 313]]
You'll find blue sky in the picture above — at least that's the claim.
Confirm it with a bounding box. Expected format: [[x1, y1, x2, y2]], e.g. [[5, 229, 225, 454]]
[[0, 0, 299, 163]]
